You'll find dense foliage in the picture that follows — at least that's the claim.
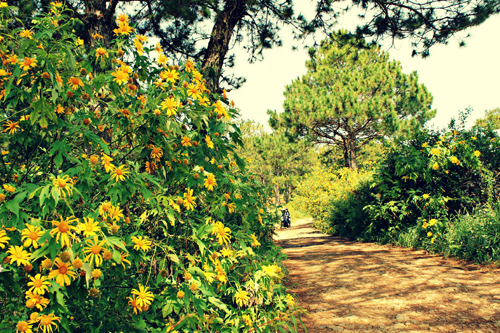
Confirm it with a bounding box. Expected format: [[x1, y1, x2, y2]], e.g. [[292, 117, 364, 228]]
[[288, 166, 374, 227], [235, 121, 319, 206], [297, 119, 500, 264], [270, 31, 434, 169], [0, 3, 302, 332], [12, 0, 500, 91], [475, 108, 500, 130]]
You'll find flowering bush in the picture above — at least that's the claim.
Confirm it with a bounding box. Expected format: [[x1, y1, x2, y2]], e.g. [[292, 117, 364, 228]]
[[0, 3, 300, 332], [288, 165, 374, 228], [364, 127, 499, 245]]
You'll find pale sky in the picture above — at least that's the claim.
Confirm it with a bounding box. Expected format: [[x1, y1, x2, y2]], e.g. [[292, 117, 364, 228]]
[[227, 5, 500, 132]]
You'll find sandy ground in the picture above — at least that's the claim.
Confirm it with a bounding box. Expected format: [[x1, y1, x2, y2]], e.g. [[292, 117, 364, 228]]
[[274, 218, 500, 333]]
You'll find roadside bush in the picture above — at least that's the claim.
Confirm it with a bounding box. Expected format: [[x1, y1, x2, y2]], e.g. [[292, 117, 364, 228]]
[[288, 166, 374, 231], [364, 126, 499, 245], [312, 119, 500, 264], [0, 3, 300, 332]]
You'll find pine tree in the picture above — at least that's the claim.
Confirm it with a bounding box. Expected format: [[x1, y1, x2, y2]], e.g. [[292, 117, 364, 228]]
[[271, 31, 435, 169]]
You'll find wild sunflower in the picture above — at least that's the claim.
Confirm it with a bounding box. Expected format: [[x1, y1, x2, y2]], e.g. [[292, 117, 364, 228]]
[[48, 258, 77, 286], [21, 224, 44, 249], [160, 97, 178, 117], [183, 189, 196, 211], [203, 173, 217, 191], [7, 245, 31, 266], [149, 145, 163, 161], [27, 274, 51, 295], [78, 217, 101, 237], [215, 264, 227, 284], [262, 264, 281, 279], [220, 247, 234, 258], [250, 233, 260, 247], [101, 153, 115, 173], [83, 236, 106, 267], [111, 164, 130, 182], [109, 204, 124, 221], [127, 295, 143, 314], [37, 313, 60, 333], [16, 321, 33, 333], [98, 201, 113, 219], [25, 290, 50, 311], [54, 104, 64, 114], [52, 175, 74, 197], [234, 289, 250, 307], [111, 69, 128, 85], [186, 83, 202, 100], [157, 53, 168, 67], [67, 76, 84, 90], [0, 229, 10, 249], [181, 136, 192, 147], [213, 100, 228, 119], [3, 120, 20, 135], [227, 203, 236, 213], [131, 235, 151, 252], [212, 222, 231, 246], [131, 284, 154, 307], [160, 68, 179, 84], [3, 184, 15, 192], [120, 251, 131, 269], [205, 135, 214, 149], [49, 215, 78, 248], [19, 57, 37, 71], [95, 47, 108, 62]]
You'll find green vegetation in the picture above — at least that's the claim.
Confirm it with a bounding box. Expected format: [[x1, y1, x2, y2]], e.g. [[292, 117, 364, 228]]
[[292, 119, 500, 264], [270, 31, 434, 169], [0, 4, 302, 332], [475, 108, 500, 130], [14, 0, 500, 90], [235, 120, 319, 206]]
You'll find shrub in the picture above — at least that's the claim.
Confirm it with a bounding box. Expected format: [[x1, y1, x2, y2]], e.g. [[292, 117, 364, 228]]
[[289, 166, 374, 232], [0, 3, 300, 332]]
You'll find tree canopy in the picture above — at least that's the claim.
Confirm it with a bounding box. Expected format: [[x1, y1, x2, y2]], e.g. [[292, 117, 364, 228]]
[[475, 108, 500, 129], [235, 120, 319, 206], [270, 31, 435, 169], [13, 0, 500, 91]]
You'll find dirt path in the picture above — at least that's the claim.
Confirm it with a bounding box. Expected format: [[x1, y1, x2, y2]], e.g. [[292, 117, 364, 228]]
[[274, 218, 500, 333]]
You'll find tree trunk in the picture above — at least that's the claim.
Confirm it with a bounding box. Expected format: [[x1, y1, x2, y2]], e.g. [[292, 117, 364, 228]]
[[343, 144, 350, 168], [348, 140, 358, 170], [81, 0, 119, 48], [202, 0, 248, 93], [274, 183, 281, 207]]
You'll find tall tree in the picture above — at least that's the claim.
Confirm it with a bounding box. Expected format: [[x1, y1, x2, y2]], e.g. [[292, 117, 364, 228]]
[[270, 31, 435, 169], [15, 0, 500, 90], [235, 120, 319, 206], [475, 108, 500, 129]]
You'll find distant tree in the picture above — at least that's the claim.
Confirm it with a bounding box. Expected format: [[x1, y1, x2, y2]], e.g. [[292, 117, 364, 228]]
[[475, 108, 500, 129], [235, 120, 319, 206], [270, 31, 435, 169]]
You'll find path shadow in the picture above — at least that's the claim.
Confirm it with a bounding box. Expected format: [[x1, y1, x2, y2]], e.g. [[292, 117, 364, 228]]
[[280, 223, 500, 333]]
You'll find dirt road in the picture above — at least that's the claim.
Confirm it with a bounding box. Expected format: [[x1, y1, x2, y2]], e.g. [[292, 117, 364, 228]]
[[275, 218, 500, 333]]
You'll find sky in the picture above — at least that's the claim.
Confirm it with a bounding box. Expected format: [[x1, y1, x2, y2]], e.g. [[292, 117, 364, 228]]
[[227, 5, 500, 132]]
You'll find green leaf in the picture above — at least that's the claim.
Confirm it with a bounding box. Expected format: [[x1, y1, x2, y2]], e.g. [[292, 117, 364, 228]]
[[167, 253, 179, 263], [51, 186, 60, 206], [208, 297, 229, 313], [40, 184, 50, 207], [30, 242, 50, 261], [5, 199, 19, 217], [112, 249, 121, 264], [162, 299, 174, 317]]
